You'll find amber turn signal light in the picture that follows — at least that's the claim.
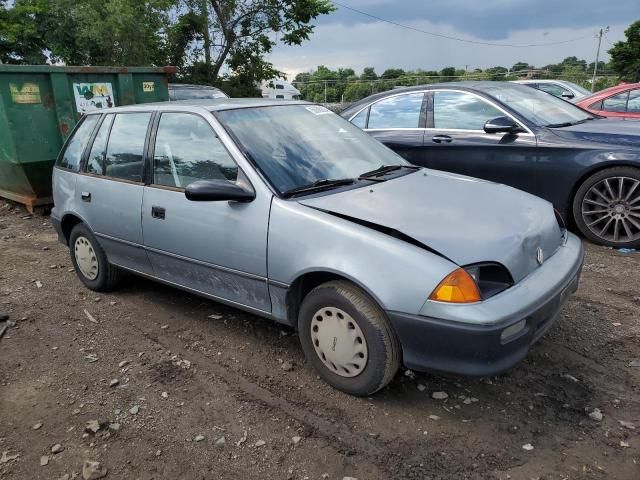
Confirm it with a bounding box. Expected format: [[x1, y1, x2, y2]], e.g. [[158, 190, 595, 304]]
[[429, 268, 481, 303]]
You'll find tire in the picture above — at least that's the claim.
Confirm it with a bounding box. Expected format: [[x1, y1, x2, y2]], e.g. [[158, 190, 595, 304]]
[[573, 166, 640, 248], [298, 280, 401, 396], [69, 223, 121, 292]]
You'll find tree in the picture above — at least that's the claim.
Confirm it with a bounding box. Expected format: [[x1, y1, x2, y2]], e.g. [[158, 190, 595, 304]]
[[360, 67, 378, 80], [511, 62, 531, 72], [609, 20, 640, 82], [188, 0, 334, 84], [0, 0, 47, 64], [381, 68, 405, 79]]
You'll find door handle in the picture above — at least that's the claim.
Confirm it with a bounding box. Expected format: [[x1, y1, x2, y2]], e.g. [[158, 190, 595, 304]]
[[432, 135, 453, 144], [81, 192, 91, 202], [151, 206, 166, 220]]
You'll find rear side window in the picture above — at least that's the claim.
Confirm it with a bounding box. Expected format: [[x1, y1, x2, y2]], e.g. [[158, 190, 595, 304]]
[[57, 115, 100, 171], [104, 113, 152, 182], [602, 92, 629, 112], [86, 114, 114, 175], [152, 113, 238, 188], [368, 93, 424, 129]]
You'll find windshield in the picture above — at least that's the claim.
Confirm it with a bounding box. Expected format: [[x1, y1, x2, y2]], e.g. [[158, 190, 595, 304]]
[[217, 105, 407, 194], [481, 83, 594, 127]]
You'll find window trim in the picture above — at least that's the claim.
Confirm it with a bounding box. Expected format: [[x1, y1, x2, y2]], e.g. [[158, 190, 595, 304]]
[[348, 89, 533, 136], [147, 110, 242, 191]]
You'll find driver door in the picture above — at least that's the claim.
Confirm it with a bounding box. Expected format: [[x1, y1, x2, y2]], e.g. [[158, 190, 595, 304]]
[[141, 111, 272, 312], [420, 90, 538, 194]]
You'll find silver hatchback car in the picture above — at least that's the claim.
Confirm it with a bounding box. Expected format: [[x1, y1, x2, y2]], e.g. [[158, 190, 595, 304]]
[[51, 100, 584, 396]]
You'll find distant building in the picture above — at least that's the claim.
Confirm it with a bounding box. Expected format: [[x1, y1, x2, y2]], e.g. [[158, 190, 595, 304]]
[[261, 79, 301, 100]]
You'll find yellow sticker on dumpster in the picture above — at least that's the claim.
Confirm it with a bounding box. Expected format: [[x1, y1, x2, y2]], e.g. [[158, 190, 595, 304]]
[[9, 83, 41, 104], [143, 82, 155, 92]]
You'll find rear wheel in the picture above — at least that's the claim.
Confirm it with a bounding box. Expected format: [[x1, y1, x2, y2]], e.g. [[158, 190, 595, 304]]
[[298, 280, 401, 396], [69, 223, 121, 291], [573, 167, 640, 248]]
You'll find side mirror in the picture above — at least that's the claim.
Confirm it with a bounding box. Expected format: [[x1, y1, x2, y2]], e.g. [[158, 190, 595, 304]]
[[484, 116, 522, 134], [560, 90, 575, 99], [185, 179, 255, 202]]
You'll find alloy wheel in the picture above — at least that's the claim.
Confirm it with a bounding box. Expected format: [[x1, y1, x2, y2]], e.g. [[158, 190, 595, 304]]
[[581, 176, 640, 244]]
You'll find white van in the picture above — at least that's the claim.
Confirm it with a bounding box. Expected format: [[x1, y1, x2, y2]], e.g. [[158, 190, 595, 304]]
[[261, 79, 301, 100]]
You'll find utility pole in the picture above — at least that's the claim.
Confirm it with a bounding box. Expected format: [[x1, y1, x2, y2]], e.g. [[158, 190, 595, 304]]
[[591, 26, 609, 92], [324, 80, 327, 105]]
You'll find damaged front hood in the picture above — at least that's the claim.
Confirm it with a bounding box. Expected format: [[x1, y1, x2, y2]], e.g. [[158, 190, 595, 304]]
[[299, 170, 563, 283]]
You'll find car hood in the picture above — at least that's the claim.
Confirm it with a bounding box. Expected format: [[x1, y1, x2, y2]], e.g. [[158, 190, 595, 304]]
[[549, 118, 640, 148], [298, 170, 563, 283]]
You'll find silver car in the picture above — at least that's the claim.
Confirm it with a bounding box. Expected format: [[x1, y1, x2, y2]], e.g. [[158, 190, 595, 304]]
[[512, 79, 591, 101], [51, 100, 584, 396]]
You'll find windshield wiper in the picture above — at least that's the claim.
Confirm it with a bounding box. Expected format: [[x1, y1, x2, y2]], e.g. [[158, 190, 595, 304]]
[[359, 164, 420, 180], [282, 178, 356, 198]]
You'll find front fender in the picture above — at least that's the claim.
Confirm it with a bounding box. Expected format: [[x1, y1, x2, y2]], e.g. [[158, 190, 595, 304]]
[[267, 198, 458, 315]]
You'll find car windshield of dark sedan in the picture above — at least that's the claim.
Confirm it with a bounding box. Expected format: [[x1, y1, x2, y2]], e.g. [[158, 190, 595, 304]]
[[218, 105, 408, 194], [482, 84, 594, 127]]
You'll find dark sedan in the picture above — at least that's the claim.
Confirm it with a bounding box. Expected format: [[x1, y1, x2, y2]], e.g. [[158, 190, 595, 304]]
[[341, 81, 640, 248]]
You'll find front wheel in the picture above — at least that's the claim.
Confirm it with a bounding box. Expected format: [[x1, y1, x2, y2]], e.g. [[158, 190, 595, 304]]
[[298, 280, 401, 396], [573, 167, 640, 248]]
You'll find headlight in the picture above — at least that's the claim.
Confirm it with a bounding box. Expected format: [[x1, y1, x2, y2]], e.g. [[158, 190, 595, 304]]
[[429, 264, 513, 303]]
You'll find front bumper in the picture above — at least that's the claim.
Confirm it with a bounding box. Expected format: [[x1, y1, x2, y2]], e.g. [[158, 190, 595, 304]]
[[387, 233, 584, 376]]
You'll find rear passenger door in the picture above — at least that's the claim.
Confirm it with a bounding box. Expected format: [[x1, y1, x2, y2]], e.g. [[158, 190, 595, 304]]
[[75, 112, 153, 274], [352, 92, 426, 164], [141, 111, 272, 313]]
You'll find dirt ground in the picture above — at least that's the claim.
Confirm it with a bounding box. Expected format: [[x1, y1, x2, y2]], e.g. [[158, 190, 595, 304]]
[[0, 199, 639, 480]]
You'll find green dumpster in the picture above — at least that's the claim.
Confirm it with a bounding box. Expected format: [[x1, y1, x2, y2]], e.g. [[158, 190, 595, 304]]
[[0, 65, 176, 212]]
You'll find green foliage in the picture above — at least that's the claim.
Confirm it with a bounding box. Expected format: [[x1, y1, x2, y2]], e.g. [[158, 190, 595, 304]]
[[609, 20, 640, 82], [0, 0, 47, 64]]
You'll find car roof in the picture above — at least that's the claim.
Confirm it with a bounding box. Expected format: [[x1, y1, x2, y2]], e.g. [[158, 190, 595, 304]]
[[169, 83, 224, 90], [576, 82, 640, 104], [340, 81, 526, 116], [84, 98, 312, 114]]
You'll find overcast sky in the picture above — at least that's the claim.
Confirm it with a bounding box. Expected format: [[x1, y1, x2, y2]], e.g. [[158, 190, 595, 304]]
[[268, 0, 638, 78]]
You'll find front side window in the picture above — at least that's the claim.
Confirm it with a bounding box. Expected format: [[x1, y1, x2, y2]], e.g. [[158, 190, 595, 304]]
[[56, 115, 100, 171], [153, 113, 238, 188], [627, 89, 640, 113], [86, 114, 114, 175], [104, 113, 152, 182], [434, 91, 504, 130], [602, 92, 629, 112], [368, 93, 424, 129]]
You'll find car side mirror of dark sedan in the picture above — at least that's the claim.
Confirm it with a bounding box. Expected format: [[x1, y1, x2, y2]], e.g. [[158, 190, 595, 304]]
[[484, 116, 523, 134], [185, 179, 255, 202], [560, 90, 575, 99]]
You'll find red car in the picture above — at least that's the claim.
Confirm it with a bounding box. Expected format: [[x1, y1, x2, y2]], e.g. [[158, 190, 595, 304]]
[[576, 83, 640, 119]]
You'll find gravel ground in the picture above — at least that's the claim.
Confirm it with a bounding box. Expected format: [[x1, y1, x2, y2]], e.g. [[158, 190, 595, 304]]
[[0, 199, 639, 480]]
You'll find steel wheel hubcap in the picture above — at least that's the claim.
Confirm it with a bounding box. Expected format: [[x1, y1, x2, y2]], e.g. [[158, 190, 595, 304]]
[[582, 176, 640, 243], [74, 236, 99, 280], [310, 307, 368, 378]]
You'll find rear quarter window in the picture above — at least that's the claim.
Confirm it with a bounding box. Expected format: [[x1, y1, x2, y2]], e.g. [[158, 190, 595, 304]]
[[56, 115, 100, 171]]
